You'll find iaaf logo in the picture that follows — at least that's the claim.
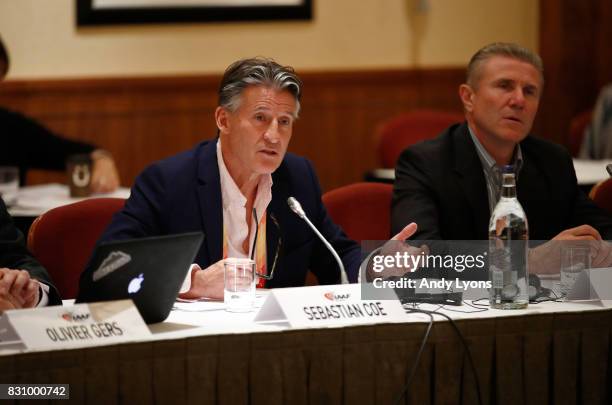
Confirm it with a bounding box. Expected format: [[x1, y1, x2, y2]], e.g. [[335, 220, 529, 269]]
[[60, 312, 90, 322], [323, 292, 350, 301]]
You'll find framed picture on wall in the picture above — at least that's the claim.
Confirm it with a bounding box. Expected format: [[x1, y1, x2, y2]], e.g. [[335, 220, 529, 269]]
[[77, 0, 313, 25]]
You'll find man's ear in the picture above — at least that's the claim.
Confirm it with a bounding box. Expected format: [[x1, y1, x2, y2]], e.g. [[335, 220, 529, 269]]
[[215, 106, 230, 134], [458, 84, 475, 113]]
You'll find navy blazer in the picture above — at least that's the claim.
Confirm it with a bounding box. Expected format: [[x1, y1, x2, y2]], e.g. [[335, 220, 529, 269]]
[[391, 123, 612, 241], [91, 140, 361, 287]]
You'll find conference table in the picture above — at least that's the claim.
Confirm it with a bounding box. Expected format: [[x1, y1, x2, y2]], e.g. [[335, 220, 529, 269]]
[[7, 183, 131, 218], [1, 291, 610, 405], [6, 183, 130, 235], [366, 159, 612, 191]]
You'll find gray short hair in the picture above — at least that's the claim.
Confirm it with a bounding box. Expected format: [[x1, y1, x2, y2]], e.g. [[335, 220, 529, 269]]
[[218, 57, 303, 117], [466, 42, 543, 88]]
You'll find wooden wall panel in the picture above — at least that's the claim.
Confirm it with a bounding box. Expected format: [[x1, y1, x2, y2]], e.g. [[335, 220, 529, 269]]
[[0, 69, 464, 192], [537, 0, 612, 146]]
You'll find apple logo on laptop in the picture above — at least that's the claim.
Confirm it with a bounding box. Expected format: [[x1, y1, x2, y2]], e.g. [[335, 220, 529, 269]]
[[128, 273, 144, 294]]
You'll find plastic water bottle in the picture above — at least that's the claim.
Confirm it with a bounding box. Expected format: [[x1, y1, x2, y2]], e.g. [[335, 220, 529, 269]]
[[488, 167, 529, 309]]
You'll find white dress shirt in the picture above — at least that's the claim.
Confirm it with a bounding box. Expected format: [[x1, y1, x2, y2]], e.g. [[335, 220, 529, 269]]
[[216, 140, 273, 258]]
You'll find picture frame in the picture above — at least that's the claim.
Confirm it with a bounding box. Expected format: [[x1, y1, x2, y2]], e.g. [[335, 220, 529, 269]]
[[76, 0, 313, 26]]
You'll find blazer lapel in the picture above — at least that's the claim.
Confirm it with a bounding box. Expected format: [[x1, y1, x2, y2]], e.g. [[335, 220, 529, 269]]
[[196, 141, 223, 263], [451, 125, 491, 239], [265, 164, 290, 286]]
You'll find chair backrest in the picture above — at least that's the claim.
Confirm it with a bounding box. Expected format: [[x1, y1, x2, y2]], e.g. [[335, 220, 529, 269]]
[[568, 110, 592, 157], [377, 109, 464, 168], [322, 182, 393, 243], [589, 178, 612, 215], [27, 198, 125, 299]]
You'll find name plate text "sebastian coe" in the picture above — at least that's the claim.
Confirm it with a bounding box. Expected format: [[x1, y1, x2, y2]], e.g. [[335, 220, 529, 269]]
[[254, 284, 406, 328]]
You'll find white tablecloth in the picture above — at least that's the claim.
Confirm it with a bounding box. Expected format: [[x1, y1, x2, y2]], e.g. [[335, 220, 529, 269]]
[[3, 290, 608, 356], [370, 159, 612, 186], [7, 183, 130, 217]]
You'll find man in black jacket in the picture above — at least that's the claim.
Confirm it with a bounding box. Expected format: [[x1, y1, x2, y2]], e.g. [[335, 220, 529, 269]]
[[0, 197, 61, 312], [0, 35, 120, 192], [392, 43, 612, 268]]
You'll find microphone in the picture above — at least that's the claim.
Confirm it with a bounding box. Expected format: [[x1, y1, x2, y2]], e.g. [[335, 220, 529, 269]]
[[287, 196, 306, 219], [287, 197, 349, 284]]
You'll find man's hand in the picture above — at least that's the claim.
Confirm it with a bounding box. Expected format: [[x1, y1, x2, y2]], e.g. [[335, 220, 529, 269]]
[[552, 225, 602, 241], [365, 222, 428, 280], [178, 261, 225, 300], [90, 150, 121, 193], [0, 268, 19, 312], [551, 225, 612, 267], [391, 222, 418, 241], [0, 268, 40, 312], [180, 224, 422, 294], [530, 225, 612, 274]]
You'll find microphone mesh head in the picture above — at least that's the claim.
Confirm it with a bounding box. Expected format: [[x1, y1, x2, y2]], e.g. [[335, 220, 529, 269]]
[[287, 197, 304, 218]]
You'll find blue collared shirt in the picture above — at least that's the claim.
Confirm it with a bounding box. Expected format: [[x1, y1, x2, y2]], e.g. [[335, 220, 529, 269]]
[[468, 126, 523, 213]]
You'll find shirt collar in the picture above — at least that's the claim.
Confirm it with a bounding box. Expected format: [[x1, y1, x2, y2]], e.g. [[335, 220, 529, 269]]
[[216, 140, 273, 213], [468, 125, 523, 174]]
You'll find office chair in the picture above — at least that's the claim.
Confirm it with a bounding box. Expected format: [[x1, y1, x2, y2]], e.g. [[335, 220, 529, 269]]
[[322, 182, 393, 242], [27, 198, 125, 299], [590, 178, 612, 215], [568, 110, 592, 157], [376, 109, 463, 168], [303, 182, 393, 286]]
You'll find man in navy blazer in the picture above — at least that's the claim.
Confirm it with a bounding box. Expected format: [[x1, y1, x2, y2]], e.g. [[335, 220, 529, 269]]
[[88, 58, 416, 299]]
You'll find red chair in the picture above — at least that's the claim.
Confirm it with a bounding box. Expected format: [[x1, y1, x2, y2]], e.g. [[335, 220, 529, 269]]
[[322, 182, 393, 242], [568, 110, 592, 157], [589, 178, 612, 215], [27, 198, 125, 299], [377, 109, 464, 168], [307, 182, 392, 286]]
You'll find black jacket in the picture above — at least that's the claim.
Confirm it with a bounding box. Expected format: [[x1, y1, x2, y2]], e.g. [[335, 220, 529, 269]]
[[392, 122, 612, 241], [0, 197, 61, 305], [0, 108, 95, 184]]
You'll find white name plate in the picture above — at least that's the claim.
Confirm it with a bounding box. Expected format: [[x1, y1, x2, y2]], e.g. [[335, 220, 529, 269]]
[[0, 300, 150, 351], [254, 284, 407, 328]]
